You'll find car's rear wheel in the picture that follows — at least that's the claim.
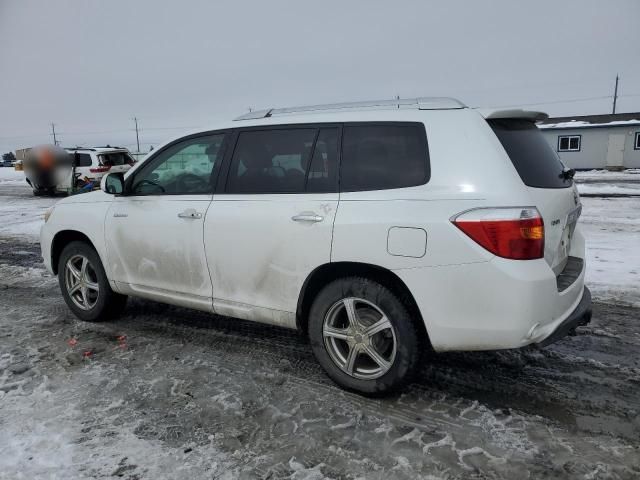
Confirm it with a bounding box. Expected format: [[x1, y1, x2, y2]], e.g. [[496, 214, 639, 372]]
[[308, 277, 421, 395], [58, 241, 127, 321]]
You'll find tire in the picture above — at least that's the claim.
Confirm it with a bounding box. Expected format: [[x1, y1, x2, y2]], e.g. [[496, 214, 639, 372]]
[[308, 277, 421, 396], [57, 241, 127, 322]]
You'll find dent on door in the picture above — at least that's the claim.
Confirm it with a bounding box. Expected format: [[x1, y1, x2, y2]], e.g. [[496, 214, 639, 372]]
[[106, 199, 214, 306], [205, 196, 337, 328]]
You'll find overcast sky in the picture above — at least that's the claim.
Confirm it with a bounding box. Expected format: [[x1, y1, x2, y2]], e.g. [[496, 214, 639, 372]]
[[1, 0, 639, 153]]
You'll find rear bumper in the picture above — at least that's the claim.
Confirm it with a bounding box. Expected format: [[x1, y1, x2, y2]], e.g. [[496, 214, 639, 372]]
[[394, 225, 588, 352], [536, 286, 591, 347]]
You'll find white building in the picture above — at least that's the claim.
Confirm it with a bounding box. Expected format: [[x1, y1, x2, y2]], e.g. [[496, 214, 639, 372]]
[[538, 113, 640, 170]]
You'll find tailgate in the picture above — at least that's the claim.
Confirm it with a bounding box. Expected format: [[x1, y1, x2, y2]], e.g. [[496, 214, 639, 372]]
[[487, 118, 578, 273], [527, 184, 581, 273]]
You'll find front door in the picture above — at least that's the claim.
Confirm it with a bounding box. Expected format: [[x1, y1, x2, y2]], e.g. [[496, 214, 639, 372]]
[[105, 133, 227, 310], [204, 126, 340, 327]]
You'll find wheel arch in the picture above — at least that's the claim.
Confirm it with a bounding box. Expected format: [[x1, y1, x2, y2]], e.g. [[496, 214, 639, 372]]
[[296, 261, 430, 344], [51, 230, 98, 275]]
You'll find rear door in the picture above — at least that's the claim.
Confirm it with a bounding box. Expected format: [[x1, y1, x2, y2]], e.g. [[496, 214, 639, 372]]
[[488, 119, 580, 274], [73, 152, 94, 179], [204, 125, 340, 326]]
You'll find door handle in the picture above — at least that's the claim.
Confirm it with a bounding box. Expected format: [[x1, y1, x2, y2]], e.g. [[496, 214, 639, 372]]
[[178, 209, 203, 219], [292, 213, 324, 223]]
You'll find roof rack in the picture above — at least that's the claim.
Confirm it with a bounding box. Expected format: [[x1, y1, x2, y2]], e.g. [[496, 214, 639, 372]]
[[65, 145, 126, 151], [64, 146, 96, 151], [234, 97, 465, 121]]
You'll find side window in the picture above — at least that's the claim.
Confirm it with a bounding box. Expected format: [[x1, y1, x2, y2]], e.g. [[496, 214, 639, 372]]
[[306, 128, 339, 193], [226, 128, 317, 193], [635, 132, 640, 150], [131, 134, 225, 195], [76, 153, 92, 167], [341, 123, 429, 192]]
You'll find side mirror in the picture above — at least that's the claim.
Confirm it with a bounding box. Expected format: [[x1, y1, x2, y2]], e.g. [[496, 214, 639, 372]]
[[101, 172, 125, 195]]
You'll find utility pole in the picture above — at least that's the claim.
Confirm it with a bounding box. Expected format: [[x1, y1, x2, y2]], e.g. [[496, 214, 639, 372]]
[[51, 123, 58, 146], [612, 74, 619, 114], [133, 117, 140, 153]]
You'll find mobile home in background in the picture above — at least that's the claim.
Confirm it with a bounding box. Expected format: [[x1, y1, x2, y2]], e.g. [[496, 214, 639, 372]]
[[538, 112, 640, 170]]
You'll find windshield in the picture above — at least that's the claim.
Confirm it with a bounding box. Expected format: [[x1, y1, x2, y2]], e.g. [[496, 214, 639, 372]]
[[488, 119, 571, 189]]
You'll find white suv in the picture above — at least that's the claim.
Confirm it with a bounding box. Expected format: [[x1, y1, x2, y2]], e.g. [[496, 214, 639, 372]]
[[40, 98, 591, 394]]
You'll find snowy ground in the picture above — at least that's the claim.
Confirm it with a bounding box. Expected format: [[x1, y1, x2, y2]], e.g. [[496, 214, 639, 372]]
[[1, 168, 639, 479], [575, 169, 640, 183], [575, 170, 640, 197], [0, 168, 52, 237]]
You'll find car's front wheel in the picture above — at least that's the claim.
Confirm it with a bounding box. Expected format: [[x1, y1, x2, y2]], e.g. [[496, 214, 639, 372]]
[[58, 241, 127, 321], [308, 277, 422, 395]]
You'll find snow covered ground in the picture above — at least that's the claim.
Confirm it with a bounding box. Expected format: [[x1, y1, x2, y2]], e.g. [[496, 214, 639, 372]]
[[575, 169, 640, 197], [0, 166, 27, 185], [577, 183, 640, 196], [1, 251, 639, 479], [0, 168, 56, 238], [581, 197, 640, 307], [575, 168, 640, 182]]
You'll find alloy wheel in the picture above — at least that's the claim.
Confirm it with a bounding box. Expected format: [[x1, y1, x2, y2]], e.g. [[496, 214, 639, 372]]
[[322, 297, 397, 380], [64, 254, 99, 311]]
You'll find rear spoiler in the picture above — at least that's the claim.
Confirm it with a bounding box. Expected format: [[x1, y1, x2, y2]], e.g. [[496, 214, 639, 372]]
[[480, 109, 549, 122]]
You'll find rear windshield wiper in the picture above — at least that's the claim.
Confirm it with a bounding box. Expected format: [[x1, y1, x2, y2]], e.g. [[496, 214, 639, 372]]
[[560, 168, 575, 180]]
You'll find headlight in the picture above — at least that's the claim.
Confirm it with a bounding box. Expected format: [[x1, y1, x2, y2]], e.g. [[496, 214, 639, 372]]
[[44, 207, 55, 223]]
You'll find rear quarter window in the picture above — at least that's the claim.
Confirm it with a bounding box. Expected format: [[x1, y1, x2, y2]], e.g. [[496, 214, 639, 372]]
[[100, 152, 132, 167], [488, 119, 571, 189], [76, 153, 92, 167], [340, 123, 429, 192]]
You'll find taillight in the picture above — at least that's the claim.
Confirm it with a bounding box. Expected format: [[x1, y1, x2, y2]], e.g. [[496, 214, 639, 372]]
[[452, 207, 544, 260], [89, 166, 111, 173]]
